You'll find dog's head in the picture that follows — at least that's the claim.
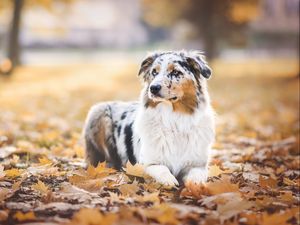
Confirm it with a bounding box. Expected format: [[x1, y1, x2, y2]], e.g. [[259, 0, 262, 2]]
[[138, 51, 212, 114]]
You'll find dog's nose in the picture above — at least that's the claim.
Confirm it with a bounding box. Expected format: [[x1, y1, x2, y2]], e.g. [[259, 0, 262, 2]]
[[150, 84, 161, 95]]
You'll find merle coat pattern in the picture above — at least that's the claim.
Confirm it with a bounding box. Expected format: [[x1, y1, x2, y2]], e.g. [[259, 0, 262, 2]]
[[83, 51, 215, 186]]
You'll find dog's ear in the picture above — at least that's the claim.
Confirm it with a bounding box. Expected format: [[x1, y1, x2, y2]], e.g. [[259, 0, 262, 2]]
[[138, 52, 161, 78], [185, 51, 212, 79]]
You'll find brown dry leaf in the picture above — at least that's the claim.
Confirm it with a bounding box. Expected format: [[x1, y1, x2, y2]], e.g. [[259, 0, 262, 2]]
[[32, 180, 49, 194], [119, 180, 140, 196], [217, 194, 254, 223], [69, 208, 117, 225], [13, 211, 36, 221], [124, 161, 147, 178], [0, 210, 8, 222], [283, 177, 297, 186], [279, 191, 294, 202], [209, 164, 231, 177], [181, 182, 209, 199], [70, 177, 104, 192], [259, 175, 277, 188], [0, 189, 10, 202], [138, 203, 179, 225], [136, 191, 160, 204], [4, 168, 22, 177], [207, 175, 240, 195]]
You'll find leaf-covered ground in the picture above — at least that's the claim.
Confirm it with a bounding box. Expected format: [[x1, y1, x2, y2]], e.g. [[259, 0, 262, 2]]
[[0, 59, 299, 225]]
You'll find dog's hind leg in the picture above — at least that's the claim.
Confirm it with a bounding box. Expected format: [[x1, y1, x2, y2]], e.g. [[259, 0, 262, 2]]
[[83, 103, 122, 169], [85, 135, 106, 167]]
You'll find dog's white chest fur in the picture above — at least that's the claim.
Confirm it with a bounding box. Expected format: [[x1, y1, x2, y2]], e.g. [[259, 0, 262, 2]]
[[134, 102, 215, 176]]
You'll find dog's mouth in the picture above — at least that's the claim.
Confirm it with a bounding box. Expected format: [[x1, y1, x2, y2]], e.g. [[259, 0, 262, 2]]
[[149, 94, 178, 102], [168, 96, 178, 101]]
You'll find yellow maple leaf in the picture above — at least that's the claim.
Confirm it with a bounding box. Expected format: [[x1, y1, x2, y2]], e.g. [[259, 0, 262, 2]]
[[87, 162, 115, 178], [209, 164, 231, 177], [37, 156, 52, 165], [14, 211, 36, 221], [4, 168, 22, 178], [69, 208, 117, 225], [124, 161, 147, 178], [32, 180, 49, 194]]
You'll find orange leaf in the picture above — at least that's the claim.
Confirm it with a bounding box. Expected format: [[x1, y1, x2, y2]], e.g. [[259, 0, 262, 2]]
[[138, 203, 179, 225], [4, 168, 22, 177], [259, 175, 277, 188], [14, 211, 36, 221], [87, 162, 115, 178], [207, 176, 240, 195], [69, 208, 117, 225], [124, 161, 147, 178]]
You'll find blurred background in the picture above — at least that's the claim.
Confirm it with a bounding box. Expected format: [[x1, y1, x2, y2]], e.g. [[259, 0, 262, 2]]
[[0, 0, 299, 155], [0, 0, 299, 69]]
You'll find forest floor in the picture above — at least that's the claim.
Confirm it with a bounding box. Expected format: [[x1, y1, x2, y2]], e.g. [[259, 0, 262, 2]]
[[0, 58, 299, 225]]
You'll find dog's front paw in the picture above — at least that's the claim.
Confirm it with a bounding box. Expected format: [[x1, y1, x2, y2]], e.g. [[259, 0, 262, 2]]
[[183, 167, 208, 185], [154, 171, 179, 187], [145, 165, 179, 187]]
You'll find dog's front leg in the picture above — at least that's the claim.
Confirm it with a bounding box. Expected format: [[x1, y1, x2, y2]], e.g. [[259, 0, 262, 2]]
[[145, 165, 179, 186], [183, 167, 208, 185]]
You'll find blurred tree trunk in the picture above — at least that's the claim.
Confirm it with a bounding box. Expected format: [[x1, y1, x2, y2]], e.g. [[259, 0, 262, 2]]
[[7, 0, 24, 74], [199, 0, 216, 60]]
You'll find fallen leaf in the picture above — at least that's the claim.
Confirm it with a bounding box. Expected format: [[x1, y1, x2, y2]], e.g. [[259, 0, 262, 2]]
[[124, 161, 147, 178], [4, 168, 22, 178], [32, 180, 49, 194], [87, 162, 115, 178], [14, 211, 36, 221], [209, 164, 231, 177], [137, 203, 179, 225], [259, 175, 277, 188], [38, 156, 53, 165], [207, 176, 240, 195], [217, 194, 254, 223], [119, 180, 139, 196], [69, 208, 117, 225], [0, 210, 8, 222], [136, 191, 160, 204]]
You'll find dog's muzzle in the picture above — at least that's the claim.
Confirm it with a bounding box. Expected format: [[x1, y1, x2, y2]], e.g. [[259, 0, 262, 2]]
[[150, 84, 161, 96]]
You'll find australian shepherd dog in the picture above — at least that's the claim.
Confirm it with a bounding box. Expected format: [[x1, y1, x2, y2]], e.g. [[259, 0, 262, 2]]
[[83, 51, 215, 186]]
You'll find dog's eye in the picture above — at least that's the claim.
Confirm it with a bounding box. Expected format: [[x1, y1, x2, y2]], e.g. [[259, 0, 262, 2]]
[[171, 70, 180, 77], [152, 69, 158, 76]]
